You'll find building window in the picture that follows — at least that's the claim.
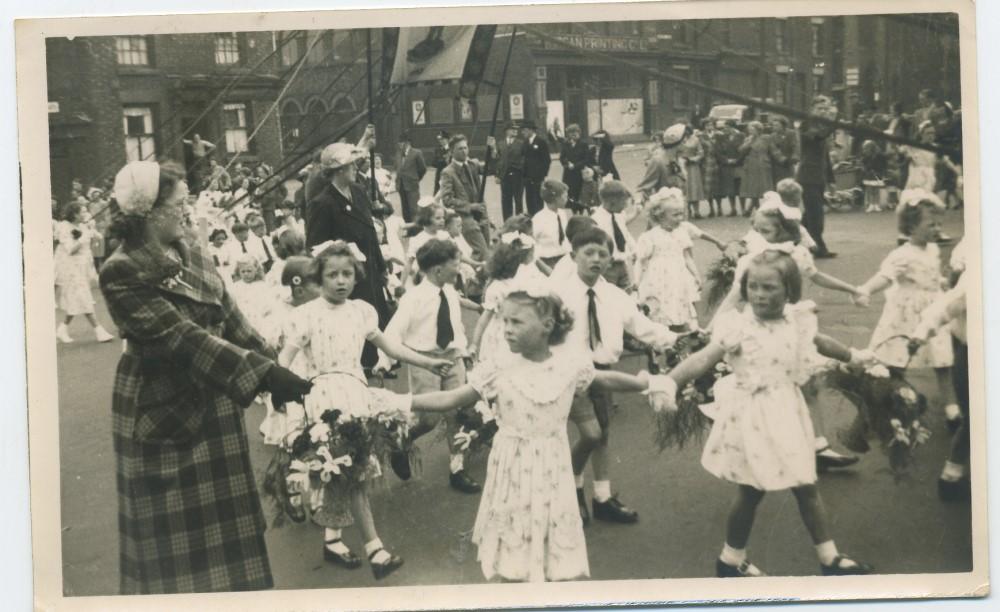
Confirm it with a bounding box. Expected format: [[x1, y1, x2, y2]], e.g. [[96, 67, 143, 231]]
[[675, 22, 692, 46], [813, 75, 824, 97], [215, 33, 241, 65], [811, 21, 825, 56], [223, 102, 250, 153], [123, 106, 155, 161], [280, 100, 302, 148], [536, 79, 547, 106], [647, 79, 659, 106], [673, 66, 691, 109], [116, 36, 150, 66], [280, 31, 307, 66], [775, 18, 789, 53]]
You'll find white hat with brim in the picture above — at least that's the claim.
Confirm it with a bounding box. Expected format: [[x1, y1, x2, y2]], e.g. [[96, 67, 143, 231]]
[[320, 143, 366, 170]]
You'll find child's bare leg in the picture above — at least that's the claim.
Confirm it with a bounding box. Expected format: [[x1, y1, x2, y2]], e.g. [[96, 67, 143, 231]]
[[791, 485, 831, 545], [726, 485, 765, 549], [350, 487, 379, 544], [935, 366, 959, 416], [570, 418, 601, 476]]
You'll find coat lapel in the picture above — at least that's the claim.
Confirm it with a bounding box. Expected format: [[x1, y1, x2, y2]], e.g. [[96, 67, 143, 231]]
[[126, 242, 223, 307]]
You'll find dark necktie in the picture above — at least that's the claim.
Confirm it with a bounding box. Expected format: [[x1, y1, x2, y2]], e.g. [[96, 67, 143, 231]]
[[261, 237, 274, 266], [587, 288, 602, 350], [556, 212, 565, 245], [241, 241, 248, 254], [611, 213, 627, 253], [213, 254, 220, 267], [436, 288, 454, 349], [463, 164, 478, 198]]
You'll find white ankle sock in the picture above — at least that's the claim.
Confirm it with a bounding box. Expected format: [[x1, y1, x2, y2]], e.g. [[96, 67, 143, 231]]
[[815, 540, 840, 566], [449, 454, 464, 474], [814, 436, 830, 451], [324, 529, 349, 554], [720, 543, 747, 566], [593, 480, 611, 502], [365, 538, 390, 563], [574, 473, 585, 489], [941, 460, 965, 482], [944, 404, 962, 421]]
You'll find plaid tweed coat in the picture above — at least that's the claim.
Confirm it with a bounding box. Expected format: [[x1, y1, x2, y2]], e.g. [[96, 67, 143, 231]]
[[99, 239, 276, 594]]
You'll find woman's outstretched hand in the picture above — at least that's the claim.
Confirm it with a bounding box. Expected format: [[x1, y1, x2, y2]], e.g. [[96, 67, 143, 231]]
[[264, 365, 313, 407]]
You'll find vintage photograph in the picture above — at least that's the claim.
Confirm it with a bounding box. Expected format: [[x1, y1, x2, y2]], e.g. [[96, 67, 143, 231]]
[[16, 1, 987, 609]]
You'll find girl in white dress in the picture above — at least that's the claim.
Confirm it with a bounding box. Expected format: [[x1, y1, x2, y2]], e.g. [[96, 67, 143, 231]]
[[54, 202, 114, 343], [228, 255, 271, 335], [279, 240, 453, 580], [411, 284, 673, 582], [635, 188, 702, 329], [660, 251, 876, 578], [401, 201, 450, 287], [856, 189, 959, 428]]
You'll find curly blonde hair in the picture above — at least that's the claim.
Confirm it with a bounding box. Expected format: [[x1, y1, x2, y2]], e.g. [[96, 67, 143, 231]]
[[504, 290, 575, 345]]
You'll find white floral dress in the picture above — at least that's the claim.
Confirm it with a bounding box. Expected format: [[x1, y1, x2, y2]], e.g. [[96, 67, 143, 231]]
[[54, 221, 97, 315], [285, 298, 381, 421], [258, 298, 313, 445], [636, 226, 699, 327], [468, 350, 595, 582], [702, 302, 820, 491], [869, 242, 953, 368], [228, 279, 273, 337]]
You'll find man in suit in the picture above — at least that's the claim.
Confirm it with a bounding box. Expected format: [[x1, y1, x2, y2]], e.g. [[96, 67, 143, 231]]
[[797, 95, 837, 258], [431, 130, 451, 194], [521, 119, 551, 216], [438, 134, 490, 259], [490, 122, 526, 220], [395, 131, 427, 223]]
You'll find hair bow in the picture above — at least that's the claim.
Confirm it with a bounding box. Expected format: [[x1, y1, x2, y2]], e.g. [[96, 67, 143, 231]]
[[763, 241, 796, 255], [899, 188, 945, 210], [113, 161, 161, 217], [417, 195, 437, 208], [648, 187, 685, 208], [759, 191, 802, 221], [310, 239, 368, 262], [500, 232, 534, 248]]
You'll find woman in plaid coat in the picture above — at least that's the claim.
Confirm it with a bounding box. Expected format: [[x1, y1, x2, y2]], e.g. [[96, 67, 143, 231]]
[[100, 160, 312, 594]]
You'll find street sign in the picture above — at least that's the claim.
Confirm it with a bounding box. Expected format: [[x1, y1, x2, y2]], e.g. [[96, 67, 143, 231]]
[[412, 100, 426, 125], [509, 93, 524, 120]]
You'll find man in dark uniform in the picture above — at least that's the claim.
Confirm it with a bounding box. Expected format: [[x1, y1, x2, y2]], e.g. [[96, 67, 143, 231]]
[[798, 96, 837, 258], [490, 122, 526, 220], [520, 120, 551, 216]]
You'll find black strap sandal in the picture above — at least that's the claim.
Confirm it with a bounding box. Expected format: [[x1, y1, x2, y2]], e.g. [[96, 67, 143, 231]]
[[323, 539, 362, 569], [821, 554, 874, 576], [369, 548, 404, 580]]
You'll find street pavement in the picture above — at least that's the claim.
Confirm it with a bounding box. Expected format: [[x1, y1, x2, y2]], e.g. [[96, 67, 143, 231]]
[[57, 147, 972, 595]]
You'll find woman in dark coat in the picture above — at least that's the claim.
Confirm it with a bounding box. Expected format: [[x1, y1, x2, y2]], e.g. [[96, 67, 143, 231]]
[[560, 123, 591, 209], [100, 160, 312, 594], [305, 142, 390, 369], [591, 129, 620, 180]]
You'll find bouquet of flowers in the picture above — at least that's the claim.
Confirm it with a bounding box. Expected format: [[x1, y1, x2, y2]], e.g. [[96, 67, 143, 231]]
[[453, 400, 498, 455], [704, 241, 747, 310], [650, 330, 730, 450], [815, 357, 930, 481], [261, 379, 415, 528]]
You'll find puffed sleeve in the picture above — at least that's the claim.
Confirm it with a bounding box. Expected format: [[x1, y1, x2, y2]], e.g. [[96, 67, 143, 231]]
[[358, 300, 380, 340], [282, 304, 310, 352], [950, 238, 967, 272], [711, 309, 745, 353], [792, 245, 817, 279], [467, 361, 499, 401], [482, 280, 506, 313], [682, 221, 704, 241], [877, 247, 909, 281], [635, 231, 654, 263], [574, 358, 596, 394], [789, 300, 819, 342]]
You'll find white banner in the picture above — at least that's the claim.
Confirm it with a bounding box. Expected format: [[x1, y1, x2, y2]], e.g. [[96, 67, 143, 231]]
[[600, 98, 644, 136], [390, 26, 478, 85], [509, 93, 524, 120]]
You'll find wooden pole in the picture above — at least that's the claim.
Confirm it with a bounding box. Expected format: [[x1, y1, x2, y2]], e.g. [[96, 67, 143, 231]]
[[366, 28, 377, 203], [478, 26, 518, 203]]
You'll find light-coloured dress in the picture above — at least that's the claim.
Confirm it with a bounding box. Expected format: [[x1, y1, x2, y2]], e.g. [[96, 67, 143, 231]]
[[869, 242, 953, 368], [228, 279, 273, 337], [636, 226, 699, 328], [702, 302, 820, 491], [903, 146, 938, 191], [468, 349, 594, 582], [285, 298, 381, 420], [259, 298, 313, 445], [54, 220, 97, 315]]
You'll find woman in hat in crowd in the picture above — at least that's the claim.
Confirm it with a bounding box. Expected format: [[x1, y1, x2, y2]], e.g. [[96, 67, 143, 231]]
[[678, 122, 707, 218], [636, 123, 688, 201], [304, 141, 391, 370], [99, 160, 313, 593], [591, 129, 620, 181], [737, 120, 785, 217]]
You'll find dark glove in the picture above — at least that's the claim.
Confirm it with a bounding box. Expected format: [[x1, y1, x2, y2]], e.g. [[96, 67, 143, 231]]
[[71, 229, 83, 240], [262, 364, 312, 407]]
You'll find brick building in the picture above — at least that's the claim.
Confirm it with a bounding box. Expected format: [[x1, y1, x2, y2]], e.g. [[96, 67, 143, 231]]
[[46, 32, 285, 203]]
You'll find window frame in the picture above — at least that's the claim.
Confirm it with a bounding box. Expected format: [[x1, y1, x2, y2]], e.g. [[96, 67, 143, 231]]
[[214, 32, 242, 66], [122, 105, 156, 162], [115, 36, 151, 66], [222, 102, 252, 154]]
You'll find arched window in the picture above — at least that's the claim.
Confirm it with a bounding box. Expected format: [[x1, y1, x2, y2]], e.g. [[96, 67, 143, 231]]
[[304, 98, 329, 142], [280, 100, 303, 149], [331, 94, 356, 114]]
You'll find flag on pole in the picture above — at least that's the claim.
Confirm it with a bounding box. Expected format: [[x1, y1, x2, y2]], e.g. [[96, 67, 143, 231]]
[[389, 26, 497, 95]]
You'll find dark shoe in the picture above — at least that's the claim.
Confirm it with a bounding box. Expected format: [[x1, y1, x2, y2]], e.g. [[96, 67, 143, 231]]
[[820, 554, 874, 576], [716, 558, 767, 577], [324, 540, 362, 569], [449, 469, 482, 494], [592, 495, 638, 524], [814, 250, 838, 259], [369, 549, 404, 580], [938, 477, 971, 502], [390, 450, 412, 481], [816, 447, 860, 471], [577, 488, 590, 526]]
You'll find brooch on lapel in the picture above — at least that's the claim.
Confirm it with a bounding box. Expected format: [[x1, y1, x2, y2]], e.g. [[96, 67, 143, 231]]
[[162, 268, 195, 291]]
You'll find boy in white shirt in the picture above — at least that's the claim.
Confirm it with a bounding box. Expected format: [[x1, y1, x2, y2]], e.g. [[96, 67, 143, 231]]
[[531, 179, 572, 269], [589, 180, 640, 291], [376, 238, 481, 494], [554, 226, 678, 525], [548, 215, 598, 284]]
